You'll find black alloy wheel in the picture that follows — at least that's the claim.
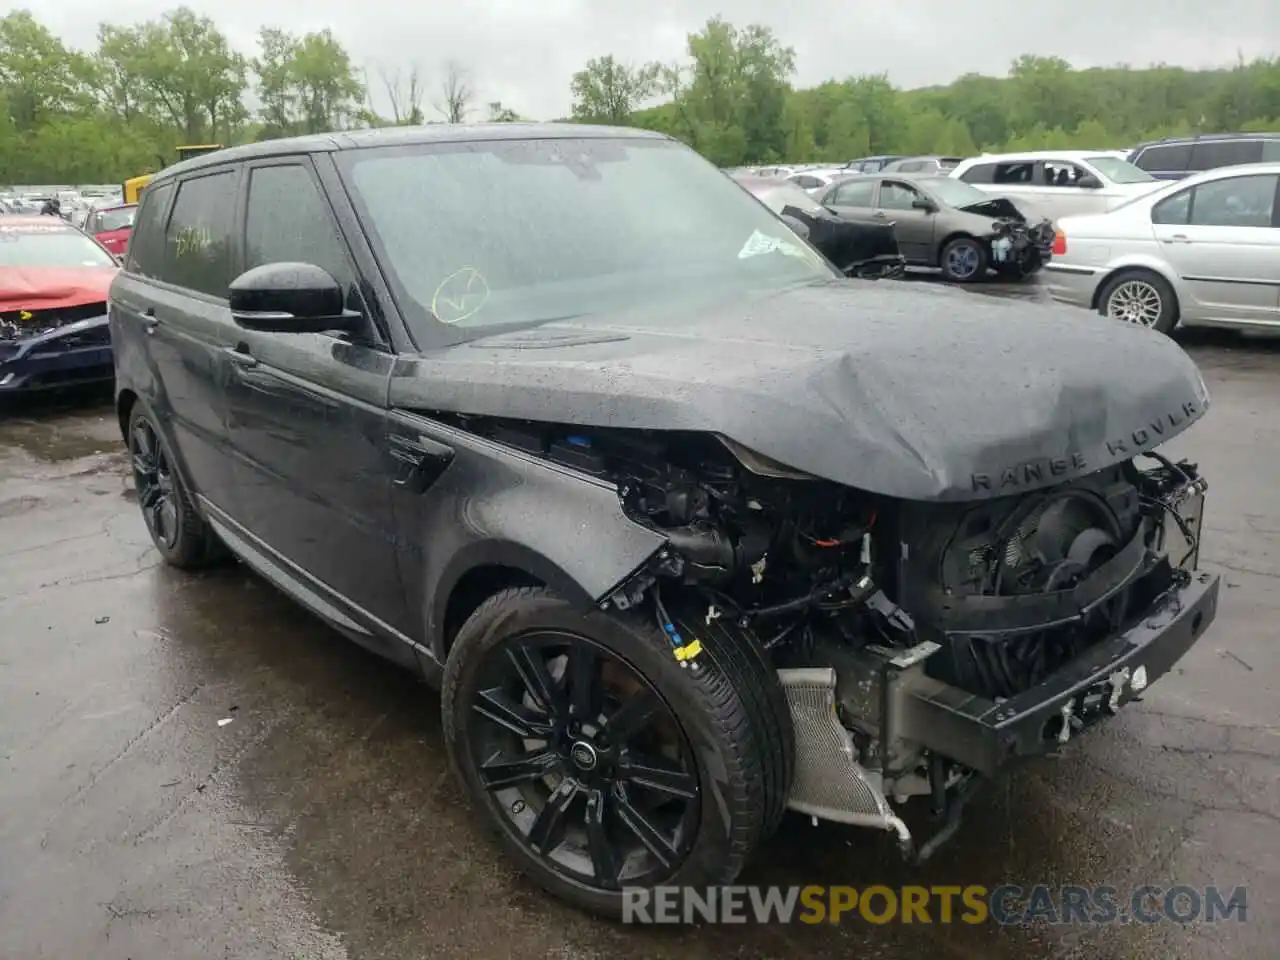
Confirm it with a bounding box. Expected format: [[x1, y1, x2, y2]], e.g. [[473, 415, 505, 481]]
[[126, 403, 224, 568], [130, 416, 180, 551], [464, 629, 700, 891], [444, 586, 787, 917]]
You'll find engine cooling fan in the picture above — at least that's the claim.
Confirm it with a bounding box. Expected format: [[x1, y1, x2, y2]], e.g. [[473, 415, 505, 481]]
[[967, 491, 1124, 597]]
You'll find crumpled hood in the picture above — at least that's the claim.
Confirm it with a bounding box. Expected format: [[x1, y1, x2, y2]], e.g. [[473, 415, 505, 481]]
[[392, 279, 1209, 502], [0, 267, 116, 313]]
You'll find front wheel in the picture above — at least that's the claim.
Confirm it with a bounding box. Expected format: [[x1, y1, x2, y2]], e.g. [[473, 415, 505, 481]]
[[939, 236, 988, 283], [442, 586, 785, 918], [1097, 270, 1179, 335]]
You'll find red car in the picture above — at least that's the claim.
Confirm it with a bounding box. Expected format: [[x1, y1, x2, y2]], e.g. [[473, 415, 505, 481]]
[[85, 202, 138, 257], [0, 217, 119, 392]]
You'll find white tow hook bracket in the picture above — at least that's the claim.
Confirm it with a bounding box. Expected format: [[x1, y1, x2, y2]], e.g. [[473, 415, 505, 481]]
[[1106, 666, 1132, 713], [1130, 664, 1148, 692], [1057, 700, 1074, 744]]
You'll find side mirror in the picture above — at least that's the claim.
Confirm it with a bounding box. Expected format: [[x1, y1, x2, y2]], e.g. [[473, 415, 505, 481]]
[[1076, 174, 1103, 189], [911, 198, 937, 212], [229, 262, 362, 334]]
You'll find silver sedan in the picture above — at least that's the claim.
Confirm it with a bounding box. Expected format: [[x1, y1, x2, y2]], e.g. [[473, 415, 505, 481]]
[[1044, 162, 1280, 334]]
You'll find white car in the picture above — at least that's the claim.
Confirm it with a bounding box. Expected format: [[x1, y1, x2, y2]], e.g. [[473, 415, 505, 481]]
[[786, 168, 857, 195], [1043, 162, 1280, 334], [950, 151, 1164, 221]]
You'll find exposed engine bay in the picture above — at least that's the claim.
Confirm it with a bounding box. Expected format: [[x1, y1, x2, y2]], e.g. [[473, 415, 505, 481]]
[[0, 302, 108, 342], [957, 197, 1056, 276], [439, 414, 1215, 858]]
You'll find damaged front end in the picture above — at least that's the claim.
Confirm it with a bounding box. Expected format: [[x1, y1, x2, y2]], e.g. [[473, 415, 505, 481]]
[[0, 304, 113, 393], [961, 197, 1056, 278], [552, 428, 1220, 860]]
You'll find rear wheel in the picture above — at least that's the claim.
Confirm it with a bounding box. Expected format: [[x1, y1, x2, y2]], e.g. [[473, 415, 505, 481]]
[[1098, 270, 1179, 335], [939, 236, 988, 283], [127, 403, 224, 568], [442, 586, 782, 918]]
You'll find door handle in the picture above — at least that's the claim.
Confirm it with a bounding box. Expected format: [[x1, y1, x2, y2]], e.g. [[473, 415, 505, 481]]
[[1167, 234, 1193, 244], [872, 211, 888, 218], [223, 344, 259, 369], [141, 306, 159, 334]]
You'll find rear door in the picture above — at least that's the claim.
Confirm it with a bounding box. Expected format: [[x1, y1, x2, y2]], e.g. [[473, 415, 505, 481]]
[[1150, 172, 1280, 323], [221, 156, 411, 641], [110, 170, 241, 511], [1187, 139, 1264, 175]]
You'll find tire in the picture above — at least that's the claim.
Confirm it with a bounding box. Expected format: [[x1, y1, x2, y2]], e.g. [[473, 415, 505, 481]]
[[126, 402, 224, 568], [939, 236, 988, 283], [669, 603, 794, 839], [442, 586, 779, 918], [1097, 270, 1179, 335]]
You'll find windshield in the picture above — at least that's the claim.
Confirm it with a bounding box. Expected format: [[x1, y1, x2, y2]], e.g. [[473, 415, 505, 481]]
[[0, 223, 116, 268], [94, 206, 136, 232], [917, 177, 994, 208], [338, 137, 833, 341], [1085, 157, 1155, 184]]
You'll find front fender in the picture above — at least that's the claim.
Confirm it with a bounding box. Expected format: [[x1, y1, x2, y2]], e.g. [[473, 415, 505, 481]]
[[388, 412, 667, 660]]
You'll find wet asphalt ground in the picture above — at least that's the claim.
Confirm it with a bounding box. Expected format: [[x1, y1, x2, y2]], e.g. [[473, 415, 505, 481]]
[[1, 277, 1277, 960]]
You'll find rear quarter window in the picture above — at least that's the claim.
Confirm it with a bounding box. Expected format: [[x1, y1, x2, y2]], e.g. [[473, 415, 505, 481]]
[[1134, 143, 1192, 172], [125, 182, 174, 278], [958, 163, 997, 184]]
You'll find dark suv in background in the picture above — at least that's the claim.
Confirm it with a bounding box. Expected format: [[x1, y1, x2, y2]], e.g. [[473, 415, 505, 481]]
[[1128, 132, 1280, 179], [110, 124, 1218, 919]]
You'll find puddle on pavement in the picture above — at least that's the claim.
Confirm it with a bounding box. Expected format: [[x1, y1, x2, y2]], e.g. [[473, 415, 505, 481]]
[[0, 402, 120, 463]]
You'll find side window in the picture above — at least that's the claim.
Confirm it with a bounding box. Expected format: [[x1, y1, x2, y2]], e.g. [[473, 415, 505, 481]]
[[1188, 174, 1278, 228], [125, 181, 175, 279], [993, 163, 1035, 185], [1042, 161, 1088, 187], [162, 172, 236, 297], [878, 182, 920, 210], [1262, 140, 1280, 162], [789, 175, 823, 189], [898, 161, 924, 173], [830, 179, 876, 206], [1134, 143, 1191, 172], [959, 163, 997, 184], [1189, 140, 1263, 171], [1151, 189, 1191, 225], [243, 164, 354, 286]]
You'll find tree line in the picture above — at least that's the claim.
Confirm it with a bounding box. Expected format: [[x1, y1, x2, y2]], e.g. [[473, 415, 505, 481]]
[[0, 7, 518, 183], [570, 18, 1280, 165], [2, 8, 1278, 184]]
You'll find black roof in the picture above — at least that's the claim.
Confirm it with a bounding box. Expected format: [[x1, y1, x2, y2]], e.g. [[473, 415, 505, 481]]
[[152, 122, 672, 184]]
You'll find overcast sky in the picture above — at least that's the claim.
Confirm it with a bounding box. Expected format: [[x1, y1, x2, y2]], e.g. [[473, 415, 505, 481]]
[[39, 0, 1280, 120]]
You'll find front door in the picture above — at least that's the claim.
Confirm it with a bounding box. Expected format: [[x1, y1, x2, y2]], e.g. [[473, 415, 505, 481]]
[[1151, 172, 1280, 324], [872, 180, 935, 263], [221, 159, 412, 641]]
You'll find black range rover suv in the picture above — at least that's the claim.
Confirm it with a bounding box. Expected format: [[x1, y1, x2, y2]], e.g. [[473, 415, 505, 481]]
[[111, 124, 1219, 917]]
